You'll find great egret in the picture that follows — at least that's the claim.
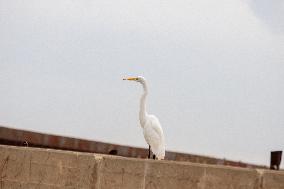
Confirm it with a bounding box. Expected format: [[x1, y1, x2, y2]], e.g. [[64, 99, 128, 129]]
[[123, 76, 165, 160]]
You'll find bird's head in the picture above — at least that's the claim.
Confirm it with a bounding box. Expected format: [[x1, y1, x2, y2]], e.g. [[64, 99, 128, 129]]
[[123, 76, 146, 84]]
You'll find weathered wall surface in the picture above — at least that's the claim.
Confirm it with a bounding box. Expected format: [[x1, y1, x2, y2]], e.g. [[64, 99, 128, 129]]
[[0, 145, 283, 189]]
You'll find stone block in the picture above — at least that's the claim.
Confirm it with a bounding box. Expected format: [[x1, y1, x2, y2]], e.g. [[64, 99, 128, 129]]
[[203, 165, 258, 189], [261, 170, 284, 189], [145, 160, 205, 189], [99, 156, 146, 189], [0, 146, 31, 183], [0, 145, 102, 189]]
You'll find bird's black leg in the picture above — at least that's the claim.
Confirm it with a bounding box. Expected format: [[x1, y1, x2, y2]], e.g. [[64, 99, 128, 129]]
[[153, 155, 156, 160], [148, 145, 151, 159]]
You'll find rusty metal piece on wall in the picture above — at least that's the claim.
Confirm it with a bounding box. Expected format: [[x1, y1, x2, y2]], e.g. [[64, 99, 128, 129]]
[[270, 151, 282, 170]]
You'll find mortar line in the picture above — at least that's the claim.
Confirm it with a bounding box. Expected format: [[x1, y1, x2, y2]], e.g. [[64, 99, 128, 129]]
[[142, 161, 148, 189]]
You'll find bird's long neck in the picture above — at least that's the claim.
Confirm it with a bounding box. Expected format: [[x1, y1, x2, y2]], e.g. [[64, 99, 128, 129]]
[[139, 82, 148, 127]]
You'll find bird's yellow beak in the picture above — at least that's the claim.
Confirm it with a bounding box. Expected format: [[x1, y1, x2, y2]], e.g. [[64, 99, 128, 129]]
[[123, 77, 138, 81]]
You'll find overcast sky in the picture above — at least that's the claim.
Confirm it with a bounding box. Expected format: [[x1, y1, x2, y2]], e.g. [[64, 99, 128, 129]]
[[0, 0, 283, 167]]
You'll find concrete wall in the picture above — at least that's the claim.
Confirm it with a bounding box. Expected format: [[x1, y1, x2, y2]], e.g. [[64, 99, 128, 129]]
[[0, 145, 283, 189]]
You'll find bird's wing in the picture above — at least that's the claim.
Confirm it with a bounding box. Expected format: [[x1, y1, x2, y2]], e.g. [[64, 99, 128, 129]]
[[150, 115, 164, 138], [144, 114, 165, 159], [145, 115, 165, 145]]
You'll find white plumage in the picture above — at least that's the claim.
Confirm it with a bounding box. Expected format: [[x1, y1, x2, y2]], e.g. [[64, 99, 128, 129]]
[[143, 114, 165, 159], [123, 76, 165, 160]]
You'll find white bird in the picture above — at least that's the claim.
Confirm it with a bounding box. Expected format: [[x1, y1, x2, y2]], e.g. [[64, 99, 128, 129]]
[[123, 76, 165, 160]]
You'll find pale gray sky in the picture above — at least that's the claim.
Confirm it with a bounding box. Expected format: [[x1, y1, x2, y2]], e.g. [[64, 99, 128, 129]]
[[0, 0, 283, 167]]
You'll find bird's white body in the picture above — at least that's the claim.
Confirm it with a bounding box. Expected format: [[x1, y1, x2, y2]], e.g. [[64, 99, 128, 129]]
[[124, 76, 165, 160], [142, 114, 165, 159]]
